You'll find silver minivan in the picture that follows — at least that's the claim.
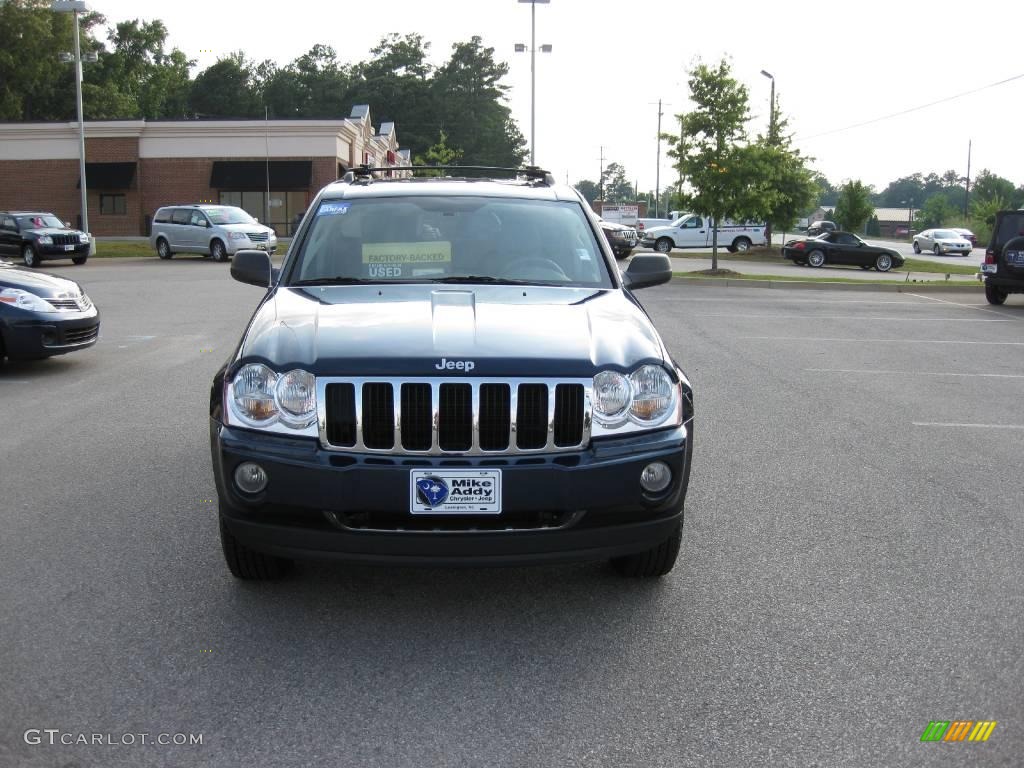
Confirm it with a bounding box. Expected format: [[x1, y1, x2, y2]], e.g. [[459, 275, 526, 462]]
[[149, 205, 277, 262]]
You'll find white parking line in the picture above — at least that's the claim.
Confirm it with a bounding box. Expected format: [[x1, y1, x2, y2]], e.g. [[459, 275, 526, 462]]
[[905, 292, 1024, 321], [699, 313, 1007, 322], [912, 422, 1024, 430], [741, 336, 1024, 346], [806, 368, 1024, 378]]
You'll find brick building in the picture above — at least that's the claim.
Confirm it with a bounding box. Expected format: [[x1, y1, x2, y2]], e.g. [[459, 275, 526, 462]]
[[0, 105, 409, 237]]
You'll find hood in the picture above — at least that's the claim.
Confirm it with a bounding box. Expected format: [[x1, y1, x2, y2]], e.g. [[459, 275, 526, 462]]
[[599, 220, 634, 233], [0, 263, 84, 297], [642, 225, 674, 237], [237, 284, 667, 378], [219, 223, 274, 234], [23, 226, 85, 237]]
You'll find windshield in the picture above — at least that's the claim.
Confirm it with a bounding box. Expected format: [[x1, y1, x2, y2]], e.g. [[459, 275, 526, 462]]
[[933, 230, 957, 239], [288, 196, 612, 287], [17, 214, 64, 229], [205, 207, 256, 225]]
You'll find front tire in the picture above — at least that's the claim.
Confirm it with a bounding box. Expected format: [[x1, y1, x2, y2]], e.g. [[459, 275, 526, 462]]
[[156, 237, 172, 260], [875, 254, 893, 272], [807, 249, 825, 268], [985, 283, 1008, 305], [933, 245, 941, 256], [732, 236, 751, 252], [913, 241, 921, 254], [22, 244, 39, 268], [654, 237, 673, 254], [610, 523, 682, 578], [219, 516, 293, 580], [72, 256, 87, 265], [210, 239, 227, 262]]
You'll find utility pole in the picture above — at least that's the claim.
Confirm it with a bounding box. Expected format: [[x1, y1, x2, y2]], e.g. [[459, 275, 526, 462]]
[[598, 145, 605, 203], [655, 98, 663, 218], [964, 139, 972, 218]]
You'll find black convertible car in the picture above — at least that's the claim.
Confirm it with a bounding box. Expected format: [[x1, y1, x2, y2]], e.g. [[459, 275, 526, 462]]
[[783, 231, 904, 272]]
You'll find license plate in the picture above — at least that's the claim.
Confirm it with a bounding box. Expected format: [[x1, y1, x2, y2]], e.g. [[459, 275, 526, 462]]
[[64, 245, 74, 251], [410, 469, 501, 515]]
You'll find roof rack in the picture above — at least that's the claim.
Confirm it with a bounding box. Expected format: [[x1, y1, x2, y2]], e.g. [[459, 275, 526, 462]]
[[340, 164, 556, 186]]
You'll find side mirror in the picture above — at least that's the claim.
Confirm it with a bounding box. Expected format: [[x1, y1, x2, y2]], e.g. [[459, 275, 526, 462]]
[[622, 254, 672, 290], [231, 249, 274, 287], [64, 221, 72, 228]]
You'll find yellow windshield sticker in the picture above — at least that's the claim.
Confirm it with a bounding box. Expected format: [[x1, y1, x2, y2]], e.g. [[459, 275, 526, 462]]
[[362, 242, 452, 264]]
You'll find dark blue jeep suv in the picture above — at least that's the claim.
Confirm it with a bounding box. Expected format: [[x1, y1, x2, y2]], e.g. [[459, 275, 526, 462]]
[[210, 167, 694, 579]]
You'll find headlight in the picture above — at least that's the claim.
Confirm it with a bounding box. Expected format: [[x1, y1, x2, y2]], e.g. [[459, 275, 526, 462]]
[[78, 233, 89, 243], [228, 232, 248, 240], [232, 364, 279, 425], [275, 369, 316, 427], [0, 288, 57, 312], [593, 371, 632, 426], [628, 365, 674, 424], [37, 235, 52, 245]]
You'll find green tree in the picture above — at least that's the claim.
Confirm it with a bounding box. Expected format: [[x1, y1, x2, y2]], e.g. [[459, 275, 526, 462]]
[[811, 173, 839, 207], [968, 195, 1008, 246], [916, 194, 957, 229], [971, 169, 1016, 206], [668, 58, 786, 268], [753, 97, 817, 240], [0, 0, 106, 120], [188, 52, 260, 118], [833, 180, 874, 232], [866, 215, 881, 237], [413, 130, 463, 175], [600, 162, 633, 202], [574, 180, 599, 204]]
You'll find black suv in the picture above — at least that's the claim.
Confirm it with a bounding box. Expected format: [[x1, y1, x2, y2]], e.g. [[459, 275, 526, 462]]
[[211, 166, 694, 580], [0, 212, 90, 267], [981, 210, 1024, 305]]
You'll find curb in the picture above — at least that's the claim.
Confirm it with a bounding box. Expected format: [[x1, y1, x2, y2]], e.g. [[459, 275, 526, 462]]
[[671, 276, 982, 293]]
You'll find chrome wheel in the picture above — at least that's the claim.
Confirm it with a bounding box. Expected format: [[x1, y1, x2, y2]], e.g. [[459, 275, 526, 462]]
[[933, 245, 940, 256], [913, 241, 921, 254], [875, 254, 893, 272], [807, 249, 825, 268], [655, 237, 672, 254], [210, 240, 226, 262], [22, 244, 38, 268], [733, 237, 751, 252], [156, 238, 171, 259]]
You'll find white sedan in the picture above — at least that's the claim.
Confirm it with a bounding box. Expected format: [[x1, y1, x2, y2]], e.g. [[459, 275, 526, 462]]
[[913, 229, 973, 256]]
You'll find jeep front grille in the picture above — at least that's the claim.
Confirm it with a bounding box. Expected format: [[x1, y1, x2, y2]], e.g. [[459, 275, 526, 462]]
[[320, 378, 591, 455]]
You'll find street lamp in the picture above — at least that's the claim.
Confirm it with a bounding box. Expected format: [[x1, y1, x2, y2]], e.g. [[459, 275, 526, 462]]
[[52, 0, 94, 247], [760, 70, 775, 143], [515, 0, 551, 166]]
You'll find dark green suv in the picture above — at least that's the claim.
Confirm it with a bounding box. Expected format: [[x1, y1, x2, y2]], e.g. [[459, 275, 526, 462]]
[[981, 210, 1024, 305]]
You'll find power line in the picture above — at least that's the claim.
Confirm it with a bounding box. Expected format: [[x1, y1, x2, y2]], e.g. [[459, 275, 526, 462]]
[[796, 72, 1024, 141]]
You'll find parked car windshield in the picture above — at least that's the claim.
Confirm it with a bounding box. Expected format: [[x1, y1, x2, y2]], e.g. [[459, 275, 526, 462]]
[[17, 214, 64, 229], [289, 196, 612, 287], [205, 207, 256, 225], [932, 230, 958, 239]]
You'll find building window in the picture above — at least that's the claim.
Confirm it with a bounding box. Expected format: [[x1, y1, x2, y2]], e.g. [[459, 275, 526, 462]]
[[100, 194, 126, 215]]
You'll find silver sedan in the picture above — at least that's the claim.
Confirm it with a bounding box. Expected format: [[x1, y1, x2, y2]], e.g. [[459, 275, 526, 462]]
[[913, 228, 973, 256]]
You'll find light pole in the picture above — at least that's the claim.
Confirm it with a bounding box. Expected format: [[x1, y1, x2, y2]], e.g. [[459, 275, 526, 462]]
[[53, 1, 95, 245], [515, 0, 551, 166], [760, 70, 775, 143]]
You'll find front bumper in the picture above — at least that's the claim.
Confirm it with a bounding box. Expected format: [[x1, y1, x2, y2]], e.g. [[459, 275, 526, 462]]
[[211, 421, 691, 566], [36, 242, 90, 260], [0, 307, 100, 359], [226, 237, 278, 255]]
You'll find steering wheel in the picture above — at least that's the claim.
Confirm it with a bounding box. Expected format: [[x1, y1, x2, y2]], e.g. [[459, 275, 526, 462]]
[[501, 257, 569, 280]]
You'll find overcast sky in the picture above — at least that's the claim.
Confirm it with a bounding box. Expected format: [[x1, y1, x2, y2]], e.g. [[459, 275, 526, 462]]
[[94, 0, 1023, 195]]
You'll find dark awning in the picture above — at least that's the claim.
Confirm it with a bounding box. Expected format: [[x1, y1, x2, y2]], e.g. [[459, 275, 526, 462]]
[[77, 162, 136, 189], [209, 161, 312, 190]]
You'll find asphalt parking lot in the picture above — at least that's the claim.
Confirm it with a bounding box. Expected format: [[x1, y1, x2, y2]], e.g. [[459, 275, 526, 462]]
[[1, 259, 1022, 767]]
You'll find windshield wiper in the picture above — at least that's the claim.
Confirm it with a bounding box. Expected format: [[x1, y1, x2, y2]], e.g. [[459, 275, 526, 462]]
[[291, 277, 375, 286], [430, 275, 533, 285]]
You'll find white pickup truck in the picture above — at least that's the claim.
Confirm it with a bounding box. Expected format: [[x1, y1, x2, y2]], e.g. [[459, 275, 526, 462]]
[[640, 213, 767, 253]]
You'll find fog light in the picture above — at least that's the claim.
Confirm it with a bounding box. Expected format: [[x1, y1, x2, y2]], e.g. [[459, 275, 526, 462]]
[[234, 462, 268, 494], [640, 461, 671, 493]]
